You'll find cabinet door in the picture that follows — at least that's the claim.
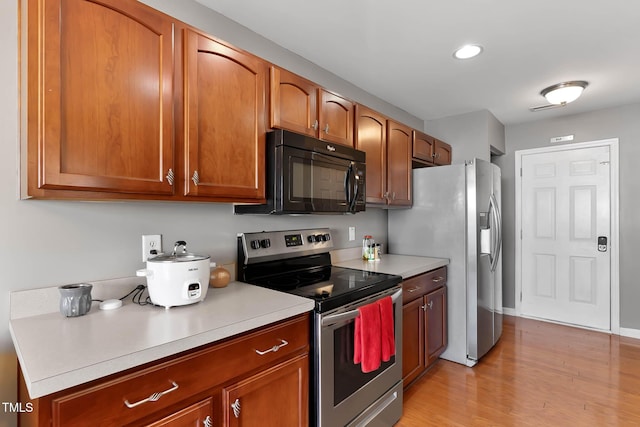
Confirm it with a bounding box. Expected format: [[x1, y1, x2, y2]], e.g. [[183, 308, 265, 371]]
[[355, 105, 387, 204], [434, 140, 452, 165], [183, 29, 266, 200], [31, 0, 174, 195], [270, 67, 318, 137], [412, 130, 435, 165], [386, 120, 412, 206], [223, 355, 308, 427], [402, 298, 425, 387], [144, 397, 214, 427], [425, 286, 447, 366], [319, 90, 354, 147]]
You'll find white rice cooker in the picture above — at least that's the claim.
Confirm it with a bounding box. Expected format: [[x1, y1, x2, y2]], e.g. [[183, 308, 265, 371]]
[[137, 240, 212, 308]]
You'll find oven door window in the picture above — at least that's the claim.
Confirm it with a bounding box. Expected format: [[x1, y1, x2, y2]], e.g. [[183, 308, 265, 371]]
[[285, 148, 354, 212], [333, 318, 395, 406]]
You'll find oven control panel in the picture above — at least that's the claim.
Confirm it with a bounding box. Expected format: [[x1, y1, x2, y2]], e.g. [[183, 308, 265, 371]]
[[239, 228, 334, 263]]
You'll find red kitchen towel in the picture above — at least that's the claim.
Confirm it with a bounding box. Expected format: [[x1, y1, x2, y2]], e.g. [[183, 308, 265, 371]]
[[353, 301, 382, 373], [378, 296, 395, 361]]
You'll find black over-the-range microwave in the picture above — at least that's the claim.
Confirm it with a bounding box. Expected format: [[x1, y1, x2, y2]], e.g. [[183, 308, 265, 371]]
[[234, 129, 366, 215]]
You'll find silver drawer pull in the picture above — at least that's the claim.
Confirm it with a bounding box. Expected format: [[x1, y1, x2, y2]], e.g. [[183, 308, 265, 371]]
[[432, 276, 445, 283], [124, 381, 179, 408], [406, 286, 420, 293], [255, 339, 288, 355]]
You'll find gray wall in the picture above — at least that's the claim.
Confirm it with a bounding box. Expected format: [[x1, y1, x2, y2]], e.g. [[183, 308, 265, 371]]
[[496, 103, 640, 332], [426, 109, 505, 164], [0, 1, 423, 425]]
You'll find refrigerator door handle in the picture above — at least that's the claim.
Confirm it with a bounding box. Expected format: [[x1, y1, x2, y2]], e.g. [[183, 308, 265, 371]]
[[489, 193, 502, 272]]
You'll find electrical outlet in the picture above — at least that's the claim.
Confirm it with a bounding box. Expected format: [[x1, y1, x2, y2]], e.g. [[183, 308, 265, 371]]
[[142, 235, 162, 262], [348, 226, 356, 241]]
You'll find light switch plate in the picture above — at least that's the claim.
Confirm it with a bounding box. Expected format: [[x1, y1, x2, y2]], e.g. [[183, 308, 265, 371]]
[[348, 226, 356, 241]]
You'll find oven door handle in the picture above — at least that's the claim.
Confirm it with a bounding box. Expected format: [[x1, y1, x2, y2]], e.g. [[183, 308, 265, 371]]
[[321, 288, 402, 327]]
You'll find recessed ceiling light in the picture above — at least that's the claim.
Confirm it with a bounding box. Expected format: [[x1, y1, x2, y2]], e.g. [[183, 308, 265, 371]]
[[453, 44, 483, 60]]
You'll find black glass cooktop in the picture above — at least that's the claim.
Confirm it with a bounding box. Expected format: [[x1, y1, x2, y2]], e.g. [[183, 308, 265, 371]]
[[246, 265, 402, 313]]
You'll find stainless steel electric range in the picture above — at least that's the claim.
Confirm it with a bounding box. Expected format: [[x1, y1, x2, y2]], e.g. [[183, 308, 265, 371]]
[[237, 228, 403, 427]]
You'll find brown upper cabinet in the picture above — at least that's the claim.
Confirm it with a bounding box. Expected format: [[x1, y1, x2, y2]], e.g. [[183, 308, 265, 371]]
[[25, 0, 175, 197], [270, 67, 354, 147], [433, 139, 452, 165], [386, 120, 413, 206], [22, 0, 266, 203], [355, 105, 387, 204], [182, 29, 266, 200], [412, 130, 452, 167], [355, 105, 411, 207]]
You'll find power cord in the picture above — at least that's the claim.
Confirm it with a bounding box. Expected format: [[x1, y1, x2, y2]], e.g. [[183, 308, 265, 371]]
[[91, 284, 152, 306], [122, 284, 152, 306]]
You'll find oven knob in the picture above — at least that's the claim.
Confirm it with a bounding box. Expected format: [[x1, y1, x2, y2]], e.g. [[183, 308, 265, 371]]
[[250, 240, 261, 250], [322, 233, 331, 241], [307, 235, 315, 243], [260, 239, 271, 248]]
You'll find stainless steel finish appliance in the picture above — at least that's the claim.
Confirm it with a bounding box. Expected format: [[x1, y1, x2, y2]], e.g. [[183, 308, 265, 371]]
[[237, 228, 403, 426], [234, 129, 366, 215], [388, 158, 502, 367]]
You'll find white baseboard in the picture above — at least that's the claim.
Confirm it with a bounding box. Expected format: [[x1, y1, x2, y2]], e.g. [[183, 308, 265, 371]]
[[502, 307, 516, 316], [619, 327, 640, 340]]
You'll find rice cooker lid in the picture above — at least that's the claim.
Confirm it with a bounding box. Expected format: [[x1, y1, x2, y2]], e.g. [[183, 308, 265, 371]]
[[148, 240, 209, 263], [149, 253, 209, 263]]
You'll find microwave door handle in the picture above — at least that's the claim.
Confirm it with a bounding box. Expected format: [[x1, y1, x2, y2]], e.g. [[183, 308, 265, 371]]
[[350, 174, 360, 212], [344, 164, 353, 208]]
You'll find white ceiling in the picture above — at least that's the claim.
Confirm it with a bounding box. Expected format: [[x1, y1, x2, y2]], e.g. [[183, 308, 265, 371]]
[[194, 0, 640, 126]]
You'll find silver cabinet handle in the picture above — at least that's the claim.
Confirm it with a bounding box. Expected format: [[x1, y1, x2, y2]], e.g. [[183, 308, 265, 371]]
[[312, 119, 318, 130], [166, 168, 175, 186], [432, 276, 445, 283], [421, 301, 433, 311], [324, 123, 330, 133], [231, 398, 241, 418], [255, 339, 288, 355], [326, 144, 336, 152], [203, 415, 213, 427], [124, 381, 179, 408], [192, 170, 200, 186], [406, 286, 420, 293]]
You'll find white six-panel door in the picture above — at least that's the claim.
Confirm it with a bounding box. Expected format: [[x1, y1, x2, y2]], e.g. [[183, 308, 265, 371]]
[[520, 145, 611, 330]]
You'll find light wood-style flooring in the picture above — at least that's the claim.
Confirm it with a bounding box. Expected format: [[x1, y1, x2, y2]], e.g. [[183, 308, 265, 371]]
[[397, 315, 640, 426]]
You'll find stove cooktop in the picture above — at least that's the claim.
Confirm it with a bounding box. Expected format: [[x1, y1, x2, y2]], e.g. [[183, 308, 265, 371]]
[[247, 265, 402, 313], [237, 229, 402, 312]]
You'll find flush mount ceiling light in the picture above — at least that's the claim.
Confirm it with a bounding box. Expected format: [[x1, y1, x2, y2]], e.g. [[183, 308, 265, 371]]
[[453, 44, 483, 59], [540, 80, 589, 105], [529, 80, 589, 112]]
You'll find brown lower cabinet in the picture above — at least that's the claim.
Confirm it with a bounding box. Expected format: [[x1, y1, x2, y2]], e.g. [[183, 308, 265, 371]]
[[402, 267, 448, 388], [19, 314, 309, 427]]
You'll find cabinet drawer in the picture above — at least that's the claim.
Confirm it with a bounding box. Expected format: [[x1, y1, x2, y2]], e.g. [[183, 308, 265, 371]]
[[51, 314, 309, 427], [402, 267, 447, 304]]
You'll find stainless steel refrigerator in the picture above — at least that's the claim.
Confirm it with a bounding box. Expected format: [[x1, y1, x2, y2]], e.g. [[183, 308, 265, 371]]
[[388, 158, 502, 367]]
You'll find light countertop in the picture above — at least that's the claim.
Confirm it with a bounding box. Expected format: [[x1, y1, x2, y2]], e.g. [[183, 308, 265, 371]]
[[335, 254, 449, 279], [10, 281, 314, 399]]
